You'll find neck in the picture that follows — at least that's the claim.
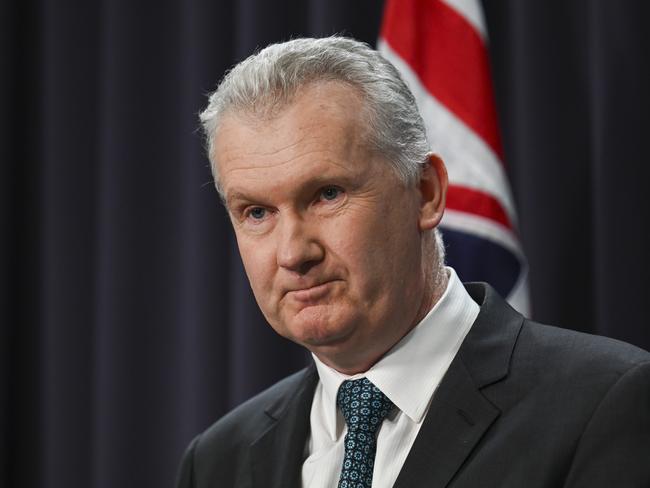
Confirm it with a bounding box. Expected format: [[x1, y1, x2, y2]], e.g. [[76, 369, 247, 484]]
[[317, 263, 449, 376], [402, 262, 448, 345]]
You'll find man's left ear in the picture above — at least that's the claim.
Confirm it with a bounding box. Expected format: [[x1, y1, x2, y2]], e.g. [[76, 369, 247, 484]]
[[418, 154, 448, 231]]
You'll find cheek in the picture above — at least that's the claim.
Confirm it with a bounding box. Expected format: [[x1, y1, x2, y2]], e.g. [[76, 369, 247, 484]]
[[237, 238, 276, 299], [344, 206, 421, 286], [325, 214, 401, 287]]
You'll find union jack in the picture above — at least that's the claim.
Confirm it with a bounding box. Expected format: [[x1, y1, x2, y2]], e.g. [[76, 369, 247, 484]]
[[379, 0, 530, 314]]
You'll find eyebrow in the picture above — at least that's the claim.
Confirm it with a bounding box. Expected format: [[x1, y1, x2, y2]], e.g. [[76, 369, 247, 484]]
[[225, 172, 361, 209], [225, 191, 254, 210]]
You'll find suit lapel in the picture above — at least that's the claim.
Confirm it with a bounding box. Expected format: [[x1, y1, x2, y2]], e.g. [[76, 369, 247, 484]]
[[250, 363, 318, 488], [394, 283, 524, 488], [248, 284, 523, 488], [393, 358, 500, 488]]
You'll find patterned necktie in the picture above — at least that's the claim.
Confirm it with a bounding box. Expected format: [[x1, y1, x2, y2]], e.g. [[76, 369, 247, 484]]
[[336, 377, 394, 488]]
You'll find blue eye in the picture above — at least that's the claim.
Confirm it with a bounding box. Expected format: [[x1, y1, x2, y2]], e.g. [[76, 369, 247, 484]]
[[249, 207, 266, 219], [321, 187, 341, 201]]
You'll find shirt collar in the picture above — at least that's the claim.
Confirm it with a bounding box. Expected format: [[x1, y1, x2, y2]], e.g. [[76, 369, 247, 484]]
[[312, 267, 479, 438]]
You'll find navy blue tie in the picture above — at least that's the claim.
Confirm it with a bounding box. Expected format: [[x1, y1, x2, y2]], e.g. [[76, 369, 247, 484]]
[[336, 378, 394, 488]]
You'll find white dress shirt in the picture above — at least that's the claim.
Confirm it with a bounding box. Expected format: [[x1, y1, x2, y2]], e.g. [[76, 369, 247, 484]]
[[300, 267, 479, 488]]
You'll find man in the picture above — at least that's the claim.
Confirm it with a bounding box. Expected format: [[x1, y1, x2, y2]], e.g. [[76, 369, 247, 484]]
[[176, 37, 650, 487]]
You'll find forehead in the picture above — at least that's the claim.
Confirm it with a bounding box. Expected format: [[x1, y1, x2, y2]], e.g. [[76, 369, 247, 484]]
[[213, 82, 378, 201]]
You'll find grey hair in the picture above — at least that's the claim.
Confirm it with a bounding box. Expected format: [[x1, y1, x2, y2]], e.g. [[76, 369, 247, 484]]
[[199, 36, 431, 195]]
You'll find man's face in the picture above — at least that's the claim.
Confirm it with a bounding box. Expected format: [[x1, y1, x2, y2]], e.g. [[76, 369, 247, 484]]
[[214, 82, 439, 373]]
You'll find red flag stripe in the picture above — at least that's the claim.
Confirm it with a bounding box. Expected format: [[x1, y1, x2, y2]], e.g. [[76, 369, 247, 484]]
[[379, 42, 517, 223], [442, 0, 486, 39], [446, 184, 513, 230], [381, 0, 504, 160]]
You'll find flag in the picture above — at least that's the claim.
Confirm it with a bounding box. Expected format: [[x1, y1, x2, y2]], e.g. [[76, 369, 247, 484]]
[[379, 0, 530, 315]]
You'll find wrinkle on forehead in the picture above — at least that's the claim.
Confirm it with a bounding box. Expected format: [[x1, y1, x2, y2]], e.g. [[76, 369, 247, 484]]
[[217, 130, 364, 190], [216, 84, 372, 184], [223, 149, 359, 177]]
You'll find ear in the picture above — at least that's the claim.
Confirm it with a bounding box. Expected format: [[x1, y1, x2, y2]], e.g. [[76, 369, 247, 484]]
[[418, 154, 448, 231]]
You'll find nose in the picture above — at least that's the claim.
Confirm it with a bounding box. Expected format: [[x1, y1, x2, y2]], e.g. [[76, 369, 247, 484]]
[[276, 212, 324, 274]]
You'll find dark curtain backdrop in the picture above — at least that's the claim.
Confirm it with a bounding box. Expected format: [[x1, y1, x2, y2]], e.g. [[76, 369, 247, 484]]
[[2, 1, 649, 487]]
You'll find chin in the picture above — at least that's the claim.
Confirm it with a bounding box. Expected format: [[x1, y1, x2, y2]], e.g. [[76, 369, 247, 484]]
[[285, 306, 358, 349]]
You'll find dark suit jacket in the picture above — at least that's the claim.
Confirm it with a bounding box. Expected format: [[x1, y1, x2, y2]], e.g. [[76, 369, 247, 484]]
[[176, 283, 650, 487]]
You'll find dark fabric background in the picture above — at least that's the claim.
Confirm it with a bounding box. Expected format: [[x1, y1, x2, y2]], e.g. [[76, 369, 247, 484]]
[[2, 1, 649, 487]]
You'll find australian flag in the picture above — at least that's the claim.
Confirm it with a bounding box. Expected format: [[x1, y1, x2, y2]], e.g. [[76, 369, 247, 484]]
[[379, 0, 530, 315]]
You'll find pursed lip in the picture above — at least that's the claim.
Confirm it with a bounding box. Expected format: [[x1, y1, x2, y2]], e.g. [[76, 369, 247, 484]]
[[284, 280, 340, 302]]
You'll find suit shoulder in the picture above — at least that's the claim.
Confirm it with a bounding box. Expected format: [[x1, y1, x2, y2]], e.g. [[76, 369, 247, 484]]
[[483, 318, 650, 442], [517, 319, 650, 379], [178, 366, 315, 487], [196, 366, 313, 454]]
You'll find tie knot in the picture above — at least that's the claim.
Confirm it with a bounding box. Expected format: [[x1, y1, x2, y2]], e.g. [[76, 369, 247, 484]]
[[337, 378, 394, 433]]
